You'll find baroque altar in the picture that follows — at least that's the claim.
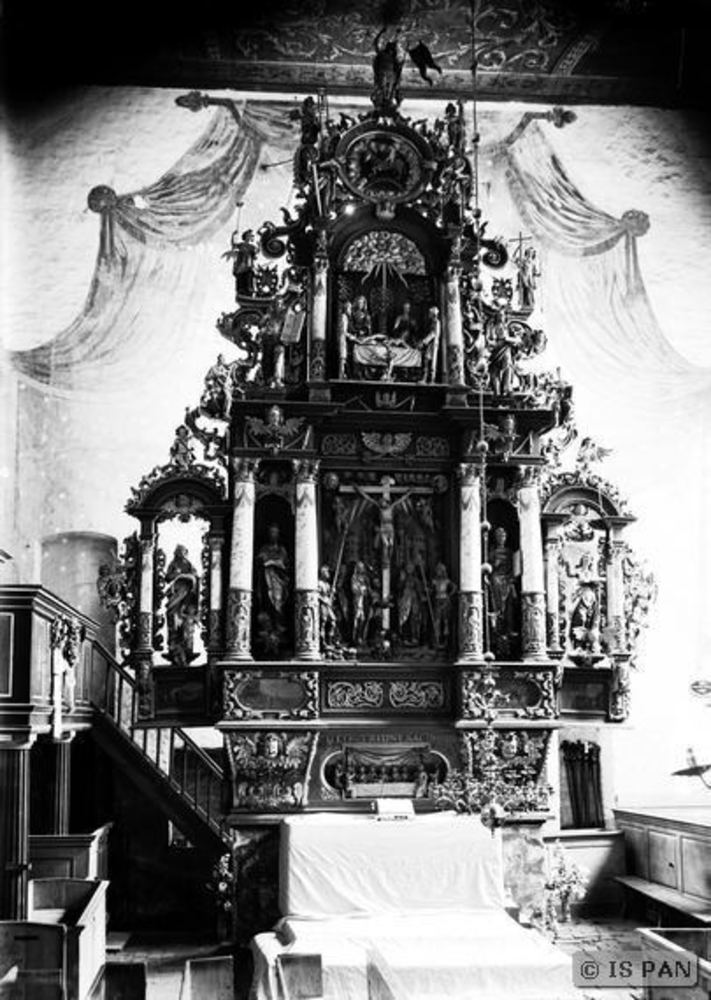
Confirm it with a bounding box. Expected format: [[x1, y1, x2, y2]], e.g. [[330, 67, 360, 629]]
[[102, 68, 655, 939]]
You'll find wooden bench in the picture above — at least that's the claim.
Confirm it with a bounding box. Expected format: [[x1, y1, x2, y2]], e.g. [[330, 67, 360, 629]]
[[614, 875, 711, 926]]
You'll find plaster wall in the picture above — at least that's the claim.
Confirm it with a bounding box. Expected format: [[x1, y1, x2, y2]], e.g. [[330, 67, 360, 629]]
[[2, 86, 710, 807]]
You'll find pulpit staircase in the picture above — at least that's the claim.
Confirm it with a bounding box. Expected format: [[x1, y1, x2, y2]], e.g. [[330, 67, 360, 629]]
[[90, 645, 232, 855]]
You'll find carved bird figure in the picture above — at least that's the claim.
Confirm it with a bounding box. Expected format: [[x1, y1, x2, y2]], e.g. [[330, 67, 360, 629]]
[[361, 431, 412, 456]]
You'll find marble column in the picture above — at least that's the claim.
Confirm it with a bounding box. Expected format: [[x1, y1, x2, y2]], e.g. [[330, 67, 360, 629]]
[[294, 459, 320, 660], [445, 264, 465, 387], [458, 463, 484, 661], [607, 531, 627, 653], [0, 739, 32, 919], [518, 471, 547, 660], [225, 459, 257, 661], [50, 738, 72, 835], [309, 250, 328, 383], [135, 533, 156, 717], [207, 534, 225, 655], [544, 525, 563, 654], [137, 535, 156, 654]]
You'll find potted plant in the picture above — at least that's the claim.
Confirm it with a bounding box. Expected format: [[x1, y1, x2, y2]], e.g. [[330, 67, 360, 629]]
[[543, 840, 589, 928], [207, 852, 235, 944]]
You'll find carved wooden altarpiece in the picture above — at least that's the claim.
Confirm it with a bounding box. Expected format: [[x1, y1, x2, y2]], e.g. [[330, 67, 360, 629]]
[[115, 73, 655, 941]]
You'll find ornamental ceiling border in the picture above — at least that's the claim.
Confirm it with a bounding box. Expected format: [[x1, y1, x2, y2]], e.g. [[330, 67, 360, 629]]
[[124, 0, 679, 106]]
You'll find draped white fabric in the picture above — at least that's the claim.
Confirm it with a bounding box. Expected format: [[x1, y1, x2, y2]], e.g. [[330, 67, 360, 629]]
[[250, 814, 575, 1000], [494, 121, 711, 404], [8, 101, 294, 394]]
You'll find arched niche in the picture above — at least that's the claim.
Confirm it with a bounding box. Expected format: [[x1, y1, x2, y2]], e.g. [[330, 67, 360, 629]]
[[329, 208, 448, 383], [253, 461, 296, 660], [485, 497, 522, 660], [127, 475, 229, 667]]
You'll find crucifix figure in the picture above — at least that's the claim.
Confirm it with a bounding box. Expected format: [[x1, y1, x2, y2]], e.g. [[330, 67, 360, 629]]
[[344, 474, 430, 634]]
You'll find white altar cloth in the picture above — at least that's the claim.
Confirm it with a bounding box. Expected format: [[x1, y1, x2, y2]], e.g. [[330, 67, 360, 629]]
[[250, 813, 576, 999]]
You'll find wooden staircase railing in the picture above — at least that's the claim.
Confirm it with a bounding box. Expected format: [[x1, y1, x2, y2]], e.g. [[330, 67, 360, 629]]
[[90, 643, 231, 849]]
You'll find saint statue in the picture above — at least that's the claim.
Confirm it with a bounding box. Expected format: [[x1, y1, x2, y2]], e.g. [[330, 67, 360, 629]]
[[350, 294, 373, 340], [568, 551, 601, 654], [318, 565, 338, 651], [256, 524, 290, 629], [392, 301, 417, 344], [371, 27, 407, 113], [350, 561, 372, 647], [165, 544, 200, 667], [488, 526, 519, 653], [202, 354, 234, 419], [397, 562, 424, 645], [223, 229, 258, 298], [169, 425, 194, 470], [431, 562, 456, 648]]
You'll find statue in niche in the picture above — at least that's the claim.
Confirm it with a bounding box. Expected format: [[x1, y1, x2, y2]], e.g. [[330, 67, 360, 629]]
[[169, 425, 195, 470], [431, 562, 457, 648], [392, 301, 418, 343], [396, 562, 425, 646], [256, 524, 290, 636], [223, 229, 258, 298], [488, 526, 519, 656], [568, 551, 601, 655], [164, 544, 200, 667]]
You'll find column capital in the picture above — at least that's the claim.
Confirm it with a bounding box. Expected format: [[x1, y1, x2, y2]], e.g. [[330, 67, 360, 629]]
[[293, 459, 320, 484], [232, 457, 259, 482], [458, 462, 482, 486], [208, 534, 225, 553], [517, 465, 543, 489]]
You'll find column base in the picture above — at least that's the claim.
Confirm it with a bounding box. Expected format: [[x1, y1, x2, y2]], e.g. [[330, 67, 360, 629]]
[[226, 588, 253, 661], [295, 590, 320, 661], [522, 592, 548, 660], [458, 591, 484, 661]]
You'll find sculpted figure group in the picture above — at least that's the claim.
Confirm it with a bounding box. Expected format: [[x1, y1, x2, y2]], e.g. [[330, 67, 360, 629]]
[[339, 294, 440, 383]]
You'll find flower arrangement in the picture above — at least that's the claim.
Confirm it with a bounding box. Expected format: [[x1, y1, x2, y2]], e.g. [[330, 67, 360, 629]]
[[541, 840, 589, 930], [431, 768, 552, 818], [207, 852, 234, 914]]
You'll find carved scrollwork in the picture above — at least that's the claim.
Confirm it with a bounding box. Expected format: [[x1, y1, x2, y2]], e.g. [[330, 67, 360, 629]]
[[389, 681, 445, 710], [326, 681, 384, 710]]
